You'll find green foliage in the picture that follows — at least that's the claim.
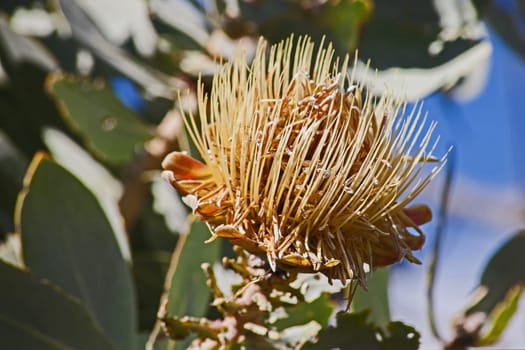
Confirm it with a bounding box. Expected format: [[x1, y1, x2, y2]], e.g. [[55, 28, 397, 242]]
[[352, 267, 391, 327], [275, 293, 335, 330], [359, 0, 479, 69], [0, 133, 27, 232], [16, 154, 138, 350], [237, 0, 372, 56], [0, 260, 115, 350], [47, 74, 153, 165], [165, 218, 222, 319], [448, 231, 525, 347], [0, 1, 523, 349], [469, 231, 525, 315], [304, 311, 420, 350], [159, 248, 338, 349], [477, 284, 524, 346], [0, 18, 63, 159]]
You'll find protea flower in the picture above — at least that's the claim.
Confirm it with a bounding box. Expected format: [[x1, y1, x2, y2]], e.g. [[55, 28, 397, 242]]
[[162, 36, 446, 285]]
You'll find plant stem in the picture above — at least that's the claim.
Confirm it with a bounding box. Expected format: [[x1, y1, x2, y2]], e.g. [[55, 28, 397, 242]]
[[427, 146, 455, 342]]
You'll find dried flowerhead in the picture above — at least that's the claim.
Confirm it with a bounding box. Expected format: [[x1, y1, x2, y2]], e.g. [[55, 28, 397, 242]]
[[162, 36, 446, 285]]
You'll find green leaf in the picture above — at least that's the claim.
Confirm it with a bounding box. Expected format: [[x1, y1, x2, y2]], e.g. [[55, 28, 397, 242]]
[[355, 0, 490, 101], [279, 321, 322, 349], [42, 127, 131, 262], [451, 231, 525, 346], [47, 74, 153, 165], [0, 260, 115, 350], [0, 19, 67, 160], [359, 0, 478, 69], [478, 284, 524, 346], [352, 267, 391, 327], [0, 233, 22, 267], [304, 311, 420, 350], [0, 18, 58, 71], [165, 218, 221, 318], [250, 0, 372, 56], [316, 0, 372, 53], [275, 293, 335, 330], [16, 154, 137, 350], [137, 331, 170, 350], [449, 231, 525, 347], [155, 218, 220, 349], [382, 321, 420, 350], [305, 311, 380, 350], [468, 231, 525, 315], [0, 130, 27, 234], [58, 0, 175, 98], [133, 250, 174, 331]]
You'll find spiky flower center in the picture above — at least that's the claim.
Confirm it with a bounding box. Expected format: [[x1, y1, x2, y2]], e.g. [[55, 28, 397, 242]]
[[164, 36, 446, 283]]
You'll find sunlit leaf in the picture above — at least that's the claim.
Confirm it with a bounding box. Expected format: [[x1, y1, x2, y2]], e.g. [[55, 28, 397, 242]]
[[245, 0, 371, 55], [133, 250, 173, 331], [16, 154, 137, 350], [0, 18, 57, 71], [352, 267, 391, 327], [468, 231, 525, 315], [150, 0, 210, 47], [477, 284, 524, 346], [0, 18, 66, 159], [165, 218, 221, 318], [359, 0, 479, 69], [137, 332, 170, 350], [129, 179, 180, 331], [356, 0, 490, 101], [154, 217, 221, 349], [449, 231, 525, 348], [47, 74, 153, 165], [151, 175, 190, 235], [72, 0, 157, 56], [279, 321, 322, 349], [354, 41, 492, 102], [58, 0, 176, 98], [0, 233, 22, 267], [0, 260, 115, 350], [316, 0, 372, 53], [274, 293, 335, 330], [42, 127, 132, 262]]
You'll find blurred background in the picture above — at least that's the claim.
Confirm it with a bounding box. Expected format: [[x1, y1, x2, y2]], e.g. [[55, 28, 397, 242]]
[[1, 0, 525, 349]]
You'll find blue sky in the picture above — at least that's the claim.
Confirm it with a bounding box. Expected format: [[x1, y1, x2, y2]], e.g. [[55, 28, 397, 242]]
[[424, 26, 525, 187], [391, 25, 525, 348]]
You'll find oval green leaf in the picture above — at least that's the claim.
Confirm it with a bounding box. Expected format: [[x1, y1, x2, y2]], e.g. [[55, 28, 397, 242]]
[[478, 284, 524, 346], [468, 230, 525, 315], [0, 260, 115, 350], [165, 218, 221, 318], [47, 74, 153, 165], [16, 153, 137, 350], [352, 267, 391, 328]]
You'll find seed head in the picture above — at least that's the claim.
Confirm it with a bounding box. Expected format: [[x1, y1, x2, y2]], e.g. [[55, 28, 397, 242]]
[[162, 36, 446, 284]]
